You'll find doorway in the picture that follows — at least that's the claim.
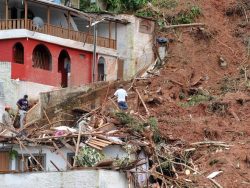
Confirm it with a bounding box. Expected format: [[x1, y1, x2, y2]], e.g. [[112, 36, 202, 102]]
[[58, 50, 71, 87], [98, 56, 105, 81], [0, 151, 10, 171]]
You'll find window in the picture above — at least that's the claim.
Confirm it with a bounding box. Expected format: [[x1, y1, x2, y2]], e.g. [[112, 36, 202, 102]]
[[17, 154, 46, 172], [13, 42, 24, 64], [67, 153, 74, 169], [32, 44, 52, 71]]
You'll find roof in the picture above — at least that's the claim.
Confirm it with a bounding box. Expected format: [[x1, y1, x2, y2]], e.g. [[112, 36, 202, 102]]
[[28, 0, 92, 19], [28, 0, 129, 24]]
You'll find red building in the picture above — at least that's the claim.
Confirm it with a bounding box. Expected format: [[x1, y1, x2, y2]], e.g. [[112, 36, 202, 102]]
[[0, 38, 92, 87], [0, 0, 118, 88]]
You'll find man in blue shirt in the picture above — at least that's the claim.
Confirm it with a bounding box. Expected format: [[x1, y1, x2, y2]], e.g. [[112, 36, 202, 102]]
[[16, 95, 29, 128]]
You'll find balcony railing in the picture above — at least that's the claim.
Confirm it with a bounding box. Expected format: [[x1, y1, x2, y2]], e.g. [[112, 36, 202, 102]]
[[0, 19, 116, 49]]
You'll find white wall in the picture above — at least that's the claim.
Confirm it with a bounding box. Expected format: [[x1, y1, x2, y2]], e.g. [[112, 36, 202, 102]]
[[0, 169, 129, 188], [10, 145, 71, 171], [5, 144, 131, 172], [116, 15, 155, 80], [0, 62, 54, 122]]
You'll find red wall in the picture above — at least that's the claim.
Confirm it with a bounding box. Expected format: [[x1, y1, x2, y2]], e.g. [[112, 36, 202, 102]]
[[0, 38, 92, 87]]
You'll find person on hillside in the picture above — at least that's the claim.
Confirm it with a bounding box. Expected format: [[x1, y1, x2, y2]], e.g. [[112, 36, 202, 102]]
[[2, 105, 13, 127], [114, 84, 128, 110], [16, 95, 29, 128]]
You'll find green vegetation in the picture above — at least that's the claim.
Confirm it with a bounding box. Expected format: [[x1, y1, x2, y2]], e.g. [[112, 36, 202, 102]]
[[148, 117, 161, 143], [220, 77, 239, 94], [174, 6, 201, 24], [115, 112, 145, 132], [115, 112, 161, 142], [75, 145, 104, 167], [9, 149, 18, 160], [179, 94, 212, 107], [151, 0, 178, 9], [80, 0, 148, 13]]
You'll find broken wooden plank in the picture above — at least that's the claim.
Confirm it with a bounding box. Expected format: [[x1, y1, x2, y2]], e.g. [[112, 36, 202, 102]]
[[191, 141, 232, 147], [135, 88, 150, 116], [50, 160, 61, 172], [88, 140, 108, 147], [164, 23, 205, 29], [108, 97, 120, 110], [86, 142, 102, 150], [43, 109, 52, 125], [208, 178, 223, 188], [73, 125, 82, 167], [93, 138, 112, 144]]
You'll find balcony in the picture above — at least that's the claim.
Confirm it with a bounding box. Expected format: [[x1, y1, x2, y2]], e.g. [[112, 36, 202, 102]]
[[0, 19, 116, 49]]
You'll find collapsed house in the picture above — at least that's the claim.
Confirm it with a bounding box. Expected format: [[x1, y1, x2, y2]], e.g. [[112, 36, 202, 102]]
[[0, 81, 151, 188], [0, 0, 155, 117]]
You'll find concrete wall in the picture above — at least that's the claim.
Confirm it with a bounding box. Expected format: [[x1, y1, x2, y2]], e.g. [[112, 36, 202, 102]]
[[0, 169, 128, 188], [97, 54, 118, 81], [116, 15, 155, 80], [39, 81, 108, 110], [0, 61, 54, 122]]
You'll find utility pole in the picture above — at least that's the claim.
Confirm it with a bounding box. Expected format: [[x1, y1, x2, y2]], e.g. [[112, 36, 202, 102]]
[[92, 22, 97, 82]]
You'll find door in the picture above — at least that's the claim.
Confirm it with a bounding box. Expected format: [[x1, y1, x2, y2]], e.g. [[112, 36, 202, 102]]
[[0, 152, 10, 171], [117, 58, 124, 80]]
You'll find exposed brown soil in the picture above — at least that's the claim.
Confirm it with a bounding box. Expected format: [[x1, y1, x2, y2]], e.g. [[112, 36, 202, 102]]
[[128, 0, 250, 187]]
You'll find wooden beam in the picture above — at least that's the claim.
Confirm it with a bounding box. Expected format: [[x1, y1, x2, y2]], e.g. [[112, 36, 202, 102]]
[[135, 88, 150, 116], [109, 21, 111, 48], [24, 0, 28, 29], [73, 125, 81, 167], [164, 23, 205, 29], [67, 11, 70, 38], [5, 0, 8, 29], [47, 6, 50, 33], [5, 0, 8, 20], [115, 22, 117, 49], [50, 160, 61, 172]]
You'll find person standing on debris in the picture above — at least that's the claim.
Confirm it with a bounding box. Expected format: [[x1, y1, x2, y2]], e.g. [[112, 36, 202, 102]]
[[16, 95, 29, 128], [114, 84, 128, 110], [2, 105, 13, 127]]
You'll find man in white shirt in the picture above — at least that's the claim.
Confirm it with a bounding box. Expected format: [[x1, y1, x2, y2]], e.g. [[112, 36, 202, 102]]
[[114, 84, 128, 110], [2, 105, 12, 127]]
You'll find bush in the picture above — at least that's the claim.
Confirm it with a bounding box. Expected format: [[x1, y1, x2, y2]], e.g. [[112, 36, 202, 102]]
[[148, 117, 161, 143], [75, 145, 104, 167], [174, 6, 201, 24], [151, 0, 178, 9]]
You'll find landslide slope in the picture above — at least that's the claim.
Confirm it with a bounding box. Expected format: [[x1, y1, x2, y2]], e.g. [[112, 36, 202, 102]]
[[134, 0, 250, 187]]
